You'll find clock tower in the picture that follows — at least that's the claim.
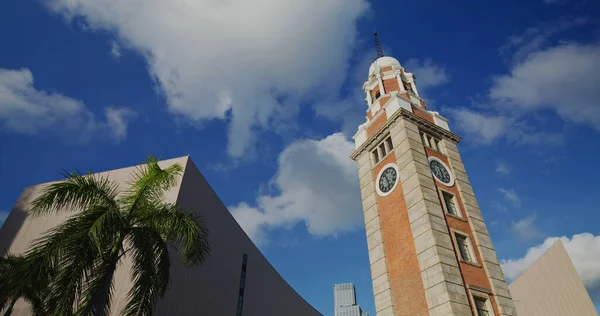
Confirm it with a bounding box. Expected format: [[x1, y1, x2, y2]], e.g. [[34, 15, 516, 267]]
[[350, 53, 518, 316]]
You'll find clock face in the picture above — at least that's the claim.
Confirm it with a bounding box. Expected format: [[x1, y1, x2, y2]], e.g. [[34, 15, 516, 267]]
[[378, 167, 397, 194], [429, 159, 453, 185]]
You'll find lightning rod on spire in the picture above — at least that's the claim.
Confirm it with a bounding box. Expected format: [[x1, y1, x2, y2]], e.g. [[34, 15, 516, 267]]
[[373, 32, 384, 58]]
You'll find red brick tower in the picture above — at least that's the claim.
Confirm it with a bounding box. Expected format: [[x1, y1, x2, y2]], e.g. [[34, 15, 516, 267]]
[[350, 54, 517, 316]]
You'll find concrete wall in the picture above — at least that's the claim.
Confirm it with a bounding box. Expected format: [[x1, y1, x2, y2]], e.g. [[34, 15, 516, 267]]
[[0, 156, 321, 316], [508, 240, 598, 316]]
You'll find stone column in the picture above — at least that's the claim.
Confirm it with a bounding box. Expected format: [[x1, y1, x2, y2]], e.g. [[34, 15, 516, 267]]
[[355, 151, 395, 316], [442, 140, 518, 316], [390, 119, 472, 316]]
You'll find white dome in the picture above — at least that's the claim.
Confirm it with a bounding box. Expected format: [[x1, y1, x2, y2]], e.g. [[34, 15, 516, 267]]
[[368, 56, 401, 76]]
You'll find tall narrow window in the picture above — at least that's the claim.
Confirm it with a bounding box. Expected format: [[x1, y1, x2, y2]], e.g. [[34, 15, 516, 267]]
[[372, 150, 380, 164], [421, 132, 430, 147], [385, 137, 393, 153], [372, 90, 381, 103], [474, 297, 490, 316], [442, 192, 458, 216], [455, 234, 472, 262], [371, 136, 393, 165], [428, 135, 438, 151], [237, 254, 248, 316], [420, 131, 443, 152], [378, 142, 386, 157]]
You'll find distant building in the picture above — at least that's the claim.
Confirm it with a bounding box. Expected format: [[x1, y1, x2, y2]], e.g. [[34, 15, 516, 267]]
[[0, 156, 322, 316], [333, 283, 368, 316], [508, 240, 598, 316]]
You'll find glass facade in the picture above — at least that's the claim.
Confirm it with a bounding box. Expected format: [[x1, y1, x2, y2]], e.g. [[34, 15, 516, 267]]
[[333, 283, 368, 316], [236, 254, 248, 316]]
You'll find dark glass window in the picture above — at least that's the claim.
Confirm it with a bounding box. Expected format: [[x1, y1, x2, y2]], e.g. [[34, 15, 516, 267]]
[[236, 254, 248, 316]]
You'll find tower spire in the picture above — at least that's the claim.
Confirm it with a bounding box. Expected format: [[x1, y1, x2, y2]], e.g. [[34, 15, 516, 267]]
[[373, 32, 384, 58]]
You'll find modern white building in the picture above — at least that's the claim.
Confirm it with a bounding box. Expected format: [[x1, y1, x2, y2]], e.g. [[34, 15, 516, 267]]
[[508, 240, 598, 316], [333, 283, 368, 316], [0, 156, 322, 316]]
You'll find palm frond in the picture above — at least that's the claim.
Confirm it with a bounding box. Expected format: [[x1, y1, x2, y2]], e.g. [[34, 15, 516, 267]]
[[26, 206, 125, 315], [121, 156, 183, 215], [134, 204, 210, 265], [29, 171, 119, 217], [121, 227, 171, 316], [0, 253, 51, 315]]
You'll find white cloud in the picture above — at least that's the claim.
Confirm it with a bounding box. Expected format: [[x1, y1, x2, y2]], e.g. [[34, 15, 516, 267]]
[[499, 188, 521, 206], [109, 41, 121, 59], [48, 0, 369, 157], [446, 107, 566, 147], [511, 215, 543, 241], [446, 108, 510, 144], [229, 133, 363, 246], [500, 17, 587, 63], [501, 233, 600, 296], [490, 43, 600, 131], [104, 107, 136, 141], [495, 162, 511, 175], [404, 58, 449, 91], [0, 68, 134, 143], [312, 50, 375, 137]]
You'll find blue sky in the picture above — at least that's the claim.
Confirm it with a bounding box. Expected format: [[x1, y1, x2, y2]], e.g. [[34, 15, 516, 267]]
[[1, 0, 600, 314]]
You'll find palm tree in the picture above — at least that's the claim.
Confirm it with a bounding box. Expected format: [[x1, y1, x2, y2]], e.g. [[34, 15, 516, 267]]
[[9, 156, 210, 316], [0, 252, 50, 316]]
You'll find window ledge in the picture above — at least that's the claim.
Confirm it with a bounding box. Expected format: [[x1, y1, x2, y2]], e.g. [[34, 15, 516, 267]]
[[467, 284, 493, 295], [446, 213, 467, 222], [460, 259, 482, 268], [425, 146, 447, 157]]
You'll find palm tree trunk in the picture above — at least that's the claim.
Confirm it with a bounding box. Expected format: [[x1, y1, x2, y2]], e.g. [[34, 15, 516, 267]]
[[3, 298, 16, 316], [89, 261, 118, 316], [87, 233, 125, 316]]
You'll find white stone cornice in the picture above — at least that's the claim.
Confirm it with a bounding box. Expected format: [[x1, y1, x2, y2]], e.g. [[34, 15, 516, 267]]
[[350, 108, 461, 160]]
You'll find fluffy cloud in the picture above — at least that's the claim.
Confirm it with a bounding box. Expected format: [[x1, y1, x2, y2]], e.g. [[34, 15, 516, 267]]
[[312, 50, 375, 137], [501, 233, 600, 297], [229, 133, 363, 246], [500, 17, 587, 63], [490, 43, 600, 131], [446, 108, 510, 144], [404, 58, 449, 91], [109, 41, 121, 59], [495, 162, 511, 175], [498, 188, 521, 207], [48, 0, 369, 157], [104, 107, 136, 141], [0, 68, 135, 142], [510, 215, 544, 241], [447, 107, 565, 147]]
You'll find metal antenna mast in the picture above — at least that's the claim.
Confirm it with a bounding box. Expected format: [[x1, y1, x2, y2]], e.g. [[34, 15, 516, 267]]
[[373, 32, 384, 58]]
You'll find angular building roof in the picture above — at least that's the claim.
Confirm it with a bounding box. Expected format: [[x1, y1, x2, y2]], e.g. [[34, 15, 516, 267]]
[[508, 240, 598, 316]]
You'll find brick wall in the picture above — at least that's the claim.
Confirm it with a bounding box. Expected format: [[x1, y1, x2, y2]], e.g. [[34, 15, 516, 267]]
[[373, 153, 430, 316]]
